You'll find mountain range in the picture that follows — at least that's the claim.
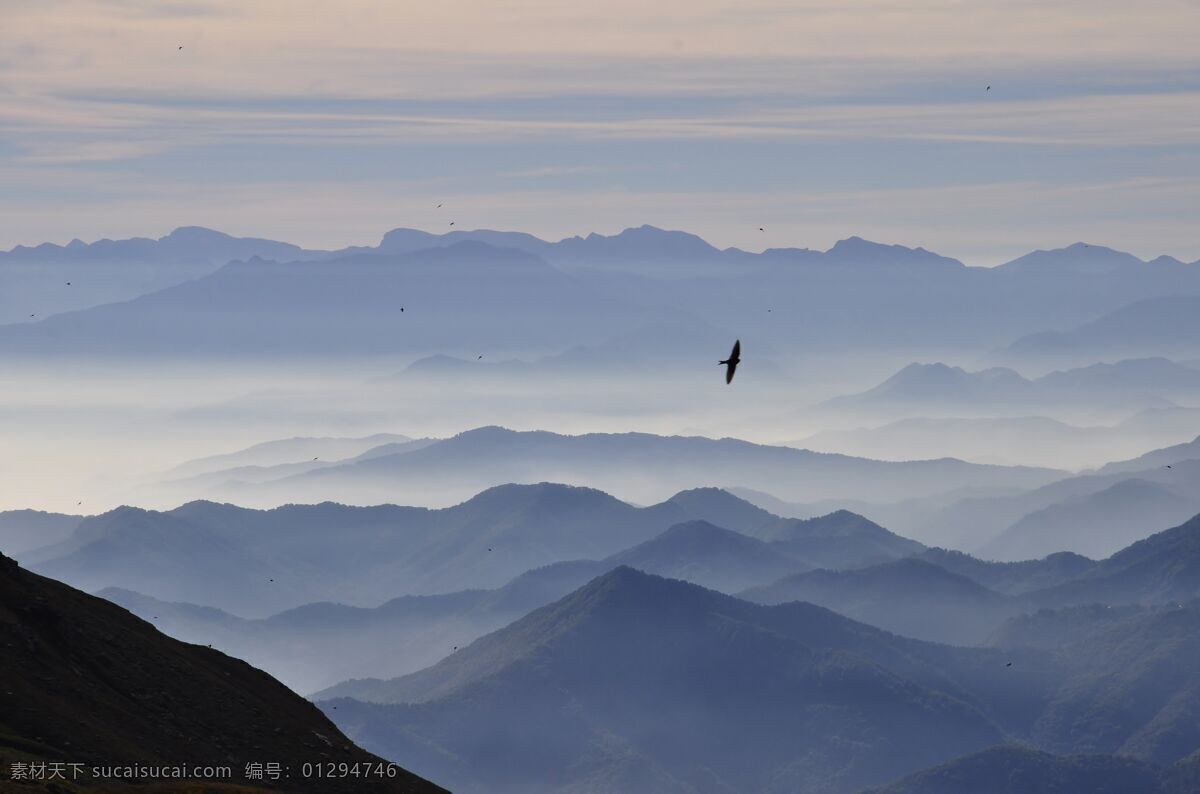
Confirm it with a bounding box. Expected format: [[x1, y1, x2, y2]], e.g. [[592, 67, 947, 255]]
[[308, 510, 1200, 793], [815, 358, 1200, 423], [316, 567, 1033, 793], [162, 425, 1062, 509], [3, 226, 1199, 369], [20, 483, 922, 616]]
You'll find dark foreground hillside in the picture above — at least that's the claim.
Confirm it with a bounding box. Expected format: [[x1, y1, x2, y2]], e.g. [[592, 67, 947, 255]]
[[0, 551, 441, 793]]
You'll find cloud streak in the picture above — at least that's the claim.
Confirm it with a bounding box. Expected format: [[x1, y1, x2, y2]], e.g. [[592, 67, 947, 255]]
[[2, 1, 1198, 260]]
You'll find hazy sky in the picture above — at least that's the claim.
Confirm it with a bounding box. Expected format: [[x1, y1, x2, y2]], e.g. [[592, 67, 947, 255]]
[[3, 0, 1199, 263]]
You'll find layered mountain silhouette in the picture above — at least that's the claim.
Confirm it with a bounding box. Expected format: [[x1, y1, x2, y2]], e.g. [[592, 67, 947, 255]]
[[740, 558, 1014, 644], [315, 567, 1033, 793], [872, 437, 1200, 553], [0, 551, 438, 792], [5, 226, 1200, 369], [169, 432, 411, 478], [311, 556, 1200, 792], [83, 500, 923, 692], [816, 358, 1200, 424], [0, 226, 321, 324], [197, 426, 1061, 509], [0, 242, 645, 359], [1023, 512, 1200, 606], [97, 559, 610, 694], [0, 509, 81, 556], [605, 520, 809, 592], [999, 296, 1200, 368], [980, 477, 1200, 560], [913, 547, 1094, 595], [752, 509, 925, 568], [794, 412, 1200, 470], [25, 484, 877, 613]]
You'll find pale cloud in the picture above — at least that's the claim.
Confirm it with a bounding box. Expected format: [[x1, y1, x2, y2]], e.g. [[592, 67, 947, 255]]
[[1, 1, 1198, 257]]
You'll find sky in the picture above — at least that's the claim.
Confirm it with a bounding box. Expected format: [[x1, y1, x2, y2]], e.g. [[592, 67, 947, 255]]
[[2, 0, 1199, 264]]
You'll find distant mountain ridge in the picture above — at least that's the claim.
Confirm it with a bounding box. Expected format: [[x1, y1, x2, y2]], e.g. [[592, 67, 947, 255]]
[[207, 425, 1062, 509], [29, 483, 910, 614], [3, 225, 1199, 367], [315, 567, 1026, 793]]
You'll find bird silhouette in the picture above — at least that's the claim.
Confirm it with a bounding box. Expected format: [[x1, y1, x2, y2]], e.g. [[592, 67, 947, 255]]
[[477, 355, 483, 360], [400, 307, 405, 312], [178, 46, 183, 50], [759, 227, 764, 231], [449, 221, 455, 226], [312, 457, 319, 461], [986, 85, 991, 91], [1166, 464, 1173, 469], [66, 282, 71, 286], [437, 203, 443, 208], [720, 340, 741, 384], [1006, 661, 1012, 667]]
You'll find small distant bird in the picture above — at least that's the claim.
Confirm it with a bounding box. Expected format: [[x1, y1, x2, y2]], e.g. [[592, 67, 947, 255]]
[[759, 227, 764, 232], [719, 339, 741, 384], [29, 314, 35, 318], [268, 578, 274, 582], [1006, 662, 1012, 667], [1166, 464, 1173, 469], [986, 85, 990, 91], [66, 282, 71, 286], [488, 548, 492, 552], [437, 203, 443, 208], [449, 221, 455, 226], [178, 46, 183, 50], [400, 307, 405, 312], [312, 457, 319, 461], [477, 355, 483, 360], [453, 646, 457, 650]]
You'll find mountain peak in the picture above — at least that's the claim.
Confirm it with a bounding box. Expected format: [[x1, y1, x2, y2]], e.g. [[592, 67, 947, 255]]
[[161, 225, 234, 243], [824, 237, 963, 269]]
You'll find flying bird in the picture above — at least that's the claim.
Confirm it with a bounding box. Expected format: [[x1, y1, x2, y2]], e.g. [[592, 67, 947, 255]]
[[178, 46, 183, 50], [449, 221, 455, 226], [759, 227, 764, 231], [1006, 661, 1012, 667], [986, 85, 990, 91], [1166, 464, 1173, 469], [437, 203, 443, 208], [477, 355, 483, 360], [720, 340, 741, 384]]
